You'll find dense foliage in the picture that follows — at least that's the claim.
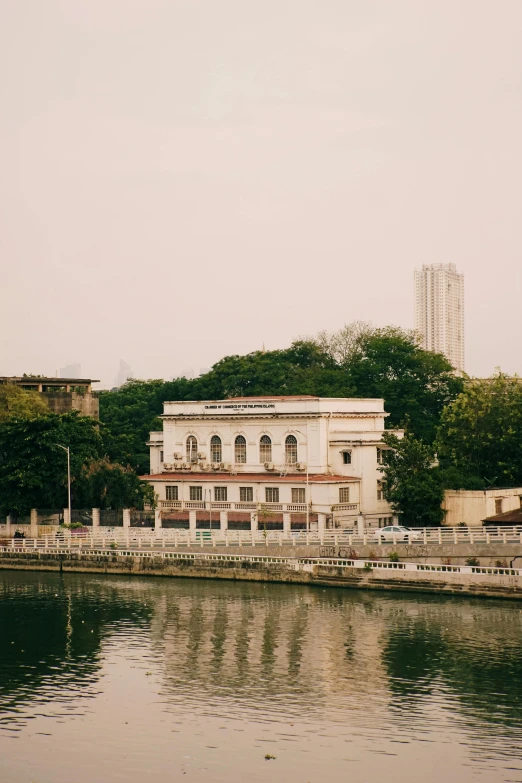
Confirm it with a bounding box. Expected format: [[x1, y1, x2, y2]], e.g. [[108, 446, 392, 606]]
[[436, 374, 522, 488], [0, 413, 154, 515], [380, 433, 445, 527], [0, 384, 49, 422]]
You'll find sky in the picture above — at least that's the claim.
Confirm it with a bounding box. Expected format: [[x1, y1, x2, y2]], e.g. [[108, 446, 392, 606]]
[[1, 0, 521, 388]]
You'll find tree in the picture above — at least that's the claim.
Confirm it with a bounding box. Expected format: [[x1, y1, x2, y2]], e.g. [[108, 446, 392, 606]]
[[305, 321, 375, 364], [380, 433, 444, 527], [0, 384, 48, 422], [75, 459, 156, 510], [342, 327, 463, 443], [0, 413, 103, 516], [436, 374, 522, 488]]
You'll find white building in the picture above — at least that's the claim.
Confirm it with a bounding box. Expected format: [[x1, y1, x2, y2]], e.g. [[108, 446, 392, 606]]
[[144, 396, 401, 534], [442, 488, 522, 527], [414, 263, 465, 372]]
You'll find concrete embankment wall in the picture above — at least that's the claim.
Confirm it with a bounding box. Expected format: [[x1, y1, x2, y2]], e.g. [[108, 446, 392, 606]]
[[1, 551, 522, 601], [144, 543, 522, 567]]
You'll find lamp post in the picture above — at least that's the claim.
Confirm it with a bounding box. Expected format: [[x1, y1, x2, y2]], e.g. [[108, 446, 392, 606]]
[[56, 444, 71, 525]]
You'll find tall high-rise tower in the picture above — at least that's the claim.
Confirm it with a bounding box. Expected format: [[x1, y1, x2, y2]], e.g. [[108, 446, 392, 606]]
[[414, 263, 465, 372]]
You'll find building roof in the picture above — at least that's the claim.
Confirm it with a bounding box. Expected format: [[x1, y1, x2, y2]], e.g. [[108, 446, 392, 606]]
[[0, 377, 99, 385], [482, 509, 522, 525], [141, 472, 360, 484]]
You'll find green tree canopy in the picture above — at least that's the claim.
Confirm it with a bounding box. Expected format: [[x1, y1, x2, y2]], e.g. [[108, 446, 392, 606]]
[[436, 374, 522, 488], [0, 412, 103, 516], [0, 384, 49, 422], [0, 413, 154, 515], [340, 327, 463, 443], [380, 433, 444, 527]]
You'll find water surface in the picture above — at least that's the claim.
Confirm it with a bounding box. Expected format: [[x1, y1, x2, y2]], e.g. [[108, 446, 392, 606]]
[[1, 572, 521, 782]]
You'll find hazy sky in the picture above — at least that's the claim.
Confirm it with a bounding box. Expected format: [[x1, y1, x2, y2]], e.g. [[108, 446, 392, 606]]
[[1, 0, 521, 388]]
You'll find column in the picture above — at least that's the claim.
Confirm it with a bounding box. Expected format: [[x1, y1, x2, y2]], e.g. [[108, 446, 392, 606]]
[[154, 508, 162, 531], [250, 512, 256, 532], [318, 513, 326, 537], [64, 507, 71, 526], [357, 514, 365, 536], [283, 513, 291, 535], [6, 514, 12, 538], [30, 509, 38, 539], [189, 511, 197, 538], [92, 508, 100, 528], [123, 509, 131, 528], [220, 511, 228, 531]]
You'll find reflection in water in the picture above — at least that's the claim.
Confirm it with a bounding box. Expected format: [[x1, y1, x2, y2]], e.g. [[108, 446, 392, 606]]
[[1, 572, 522, 783]]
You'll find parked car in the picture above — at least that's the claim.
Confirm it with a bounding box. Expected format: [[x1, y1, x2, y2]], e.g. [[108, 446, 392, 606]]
[[372, 525, 423, 543]]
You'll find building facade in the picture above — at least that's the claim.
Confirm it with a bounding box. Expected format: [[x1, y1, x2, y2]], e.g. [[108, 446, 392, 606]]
[[0, 377, 99, 418], [144, 396, 400, 533], [414, 263, 465, 372], [443, 488, 522, 528]]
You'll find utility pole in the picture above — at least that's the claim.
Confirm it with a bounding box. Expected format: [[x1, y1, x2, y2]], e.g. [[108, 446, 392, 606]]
[[56, 444, 71, 525]]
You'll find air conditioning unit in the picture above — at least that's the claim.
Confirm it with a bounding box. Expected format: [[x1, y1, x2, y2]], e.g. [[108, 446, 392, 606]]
[[211, 463, 221, 471], [173, 452, 182, 460], [174, 461, 184, 469], [197, 452, 206, 459], [296, 463, 306, 471], [222, 463, 231, 471], [163, 463, 174, 471], [264, 462, 275, 471], [200, 463, 211, 471]]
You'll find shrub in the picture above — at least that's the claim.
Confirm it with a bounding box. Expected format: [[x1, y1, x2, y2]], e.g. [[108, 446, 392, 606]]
[[465, 557, 480, 567]]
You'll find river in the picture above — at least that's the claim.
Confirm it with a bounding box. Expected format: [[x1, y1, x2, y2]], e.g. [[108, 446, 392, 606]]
[[0, 571, 521, 782]]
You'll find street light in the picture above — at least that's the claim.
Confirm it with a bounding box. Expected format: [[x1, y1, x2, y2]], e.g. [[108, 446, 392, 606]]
[[56, 444, 71, 525]]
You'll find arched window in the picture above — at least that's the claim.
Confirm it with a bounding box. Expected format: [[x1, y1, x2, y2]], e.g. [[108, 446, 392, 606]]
[[259, 435, 272, 463], [210, 435, 222, 463], [285, 435, 298, 464], [186, 435, 198, 463], [234, 435, 247, 464]]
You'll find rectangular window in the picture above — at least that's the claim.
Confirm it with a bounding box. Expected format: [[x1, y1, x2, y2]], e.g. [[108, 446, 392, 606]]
[[265, 487, 279, 503], [342, 451, 352, 465], [160, 450, 164, 463], [190, 486, 202, 501], [339, 487, 350, 503], [377, 481, 384, 501], [376, 448, 386, 465], [214, 487, 227, 502], [166, 486, 178, 501], [292, 488, 306, 504], [240, 487, 253, 502], [495, 498, 503, 515]]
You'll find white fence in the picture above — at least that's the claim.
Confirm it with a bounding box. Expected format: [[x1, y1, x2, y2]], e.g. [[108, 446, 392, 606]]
[[2, 525, 522, 550]]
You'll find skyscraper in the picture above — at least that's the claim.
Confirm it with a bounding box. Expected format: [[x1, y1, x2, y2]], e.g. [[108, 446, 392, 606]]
[[414, 263, 465, 372]]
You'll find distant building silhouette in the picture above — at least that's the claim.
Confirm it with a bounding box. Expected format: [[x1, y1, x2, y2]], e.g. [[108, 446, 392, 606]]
[[114, 360, 134, 389]]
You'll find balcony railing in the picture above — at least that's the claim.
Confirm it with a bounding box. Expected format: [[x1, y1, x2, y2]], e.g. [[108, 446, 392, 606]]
[[159, 500, 358, 515]]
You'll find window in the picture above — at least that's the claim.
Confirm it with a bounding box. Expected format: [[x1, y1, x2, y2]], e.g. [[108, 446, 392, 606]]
[[260, 435, 272, 463], [292, 488, 306, 504], [166, 486, 178, 501], [214, 487, 227, 502], [376, 448, 386, 465], [186, 436, 198, 463], [160, 450, 164, 463], [495, 498, 503, 515], [377, 481, 384, 501], [285, 435, 298, 464], [519, 497, 522, 509], [234, 435, 247, 464], [265, 487, 279, 503], [210, 435, 222, 463], [240, 487, 253, 502], [342, 451, 352, 465], [339, 487, 350, 503], [189, 486, 202, 501]]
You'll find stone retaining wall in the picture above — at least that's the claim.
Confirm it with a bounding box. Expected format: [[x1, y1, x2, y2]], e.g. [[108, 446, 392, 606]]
[[1, 550, 521, 600]]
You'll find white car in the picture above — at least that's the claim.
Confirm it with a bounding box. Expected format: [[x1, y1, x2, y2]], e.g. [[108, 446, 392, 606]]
[[373, 525, 423, 543]]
